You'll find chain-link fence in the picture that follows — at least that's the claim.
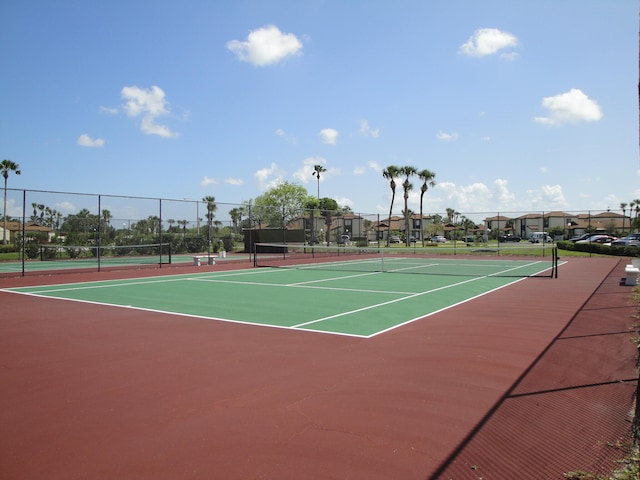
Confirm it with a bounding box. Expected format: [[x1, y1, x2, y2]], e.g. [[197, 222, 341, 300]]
[[0, 187, 636, 276]]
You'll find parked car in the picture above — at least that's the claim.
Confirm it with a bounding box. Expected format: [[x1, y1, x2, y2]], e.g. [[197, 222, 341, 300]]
[[570, 233, 598, 243], [575, 235, 618, 245], [389, 235, 401, 244], [610, 234, 640, 247], [431, 236, 447, 243], [498, 234, 521, 243]]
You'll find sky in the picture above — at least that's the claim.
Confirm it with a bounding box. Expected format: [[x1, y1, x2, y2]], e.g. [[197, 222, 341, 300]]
[[1, 0, 639, 224]]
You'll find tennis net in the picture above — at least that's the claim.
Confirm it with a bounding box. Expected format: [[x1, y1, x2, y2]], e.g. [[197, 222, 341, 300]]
[[253, 242, 558, 278]]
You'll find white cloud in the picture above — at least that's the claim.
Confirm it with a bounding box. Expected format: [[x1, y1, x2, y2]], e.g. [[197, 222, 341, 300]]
[[99, 106, 118, 115], [360, 120, 380, 138], [200, 176, 217, 187], [525, 184, 568, 209], [435, 181, 494, 212], [459, 28, 518, 57], [121, 85, 178, 138], [534, 88, 603, 126], [493, 178, 516, 205], [334, 197, 354, 210], [224, 178, 244, 186], [319, 128, 339, 145], [354, 161, 381, 175], [140, 116, 176, 137], [77, 134, 104, 147], [368, 161, 382, 172], [436, 131, 459, 142], [275, 128, 297, 144], [3, 198, 21, 217], [53, 201, 77, 213], [254, 162, 286, 190], [539, 167, 549, 174], [227, 25, 303, 66], [500, 52, 520, 61]]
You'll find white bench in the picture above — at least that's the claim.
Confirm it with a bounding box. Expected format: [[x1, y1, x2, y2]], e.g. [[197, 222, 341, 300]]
[[193, 255, 217, 266], [624, 263, 639, 286]]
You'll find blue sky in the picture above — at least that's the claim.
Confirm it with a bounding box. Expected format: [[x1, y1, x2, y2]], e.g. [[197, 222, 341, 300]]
[[1, 0, 638, 223]]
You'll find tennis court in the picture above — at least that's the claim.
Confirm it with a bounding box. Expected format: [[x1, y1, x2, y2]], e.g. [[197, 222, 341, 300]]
[[2, 253, 636, 480], [1, 252, 558, 338]]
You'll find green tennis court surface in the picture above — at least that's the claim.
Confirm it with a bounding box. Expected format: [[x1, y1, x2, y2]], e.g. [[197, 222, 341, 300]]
[[2, 257, 556, 337]]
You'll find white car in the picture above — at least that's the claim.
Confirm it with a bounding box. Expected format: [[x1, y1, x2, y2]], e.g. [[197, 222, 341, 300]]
[[431, 236, 447, 243], [529, 233, 553, 243]]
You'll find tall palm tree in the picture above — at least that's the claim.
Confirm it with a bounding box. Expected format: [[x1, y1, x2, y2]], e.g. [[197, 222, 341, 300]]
[[382, 165, 401, 246], [400, 166, 417, 245], [312, 164, 326, 200], [620, 202, 628, 234], [417, 169, 436, 246], [202, 196, 217, 250], [1, 159, 21, 244], [229, 207, 243, 234], [101, 209, 112, 236]]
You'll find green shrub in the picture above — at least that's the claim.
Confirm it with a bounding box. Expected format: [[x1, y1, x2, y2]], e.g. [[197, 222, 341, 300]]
[[0, 243, 19, 254], [221, 234, 238, 252], [25, 242, 39, 259]]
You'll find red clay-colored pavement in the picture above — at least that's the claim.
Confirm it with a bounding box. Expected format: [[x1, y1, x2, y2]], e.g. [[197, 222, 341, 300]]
[[0, 257, 637, 479]]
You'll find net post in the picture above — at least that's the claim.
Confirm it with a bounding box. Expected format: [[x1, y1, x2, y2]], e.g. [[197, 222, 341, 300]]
[[159, 198, 163, 268], [253, 242, 257, 267], [21, 189, 26, 276], [97, 195, 102, 272]]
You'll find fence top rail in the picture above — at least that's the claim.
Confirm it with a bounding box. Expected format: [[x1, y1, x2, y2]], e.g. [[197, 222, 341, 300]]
[[4, 187, 624, 218]]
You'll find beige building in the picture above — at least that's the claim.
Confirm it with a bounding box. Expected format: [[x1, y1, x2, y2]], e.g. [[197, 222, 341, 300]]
[[0, 221, 56, 243]]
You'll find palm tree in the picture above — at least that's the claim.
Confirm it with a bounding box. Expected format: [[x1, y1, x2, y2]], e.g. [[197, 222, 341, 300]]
[[101, 209, 112, 236], [382, 165, 401, 246], [312, 164, 326, 200], [177, 219, 189, 239], [400, 166, 417, 245], [229, 208, 243, 234], [620, 202, 628, 234], [1, 159, 21, 244], [417, 169, 436, 246], [202, 196, 217, 251]]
